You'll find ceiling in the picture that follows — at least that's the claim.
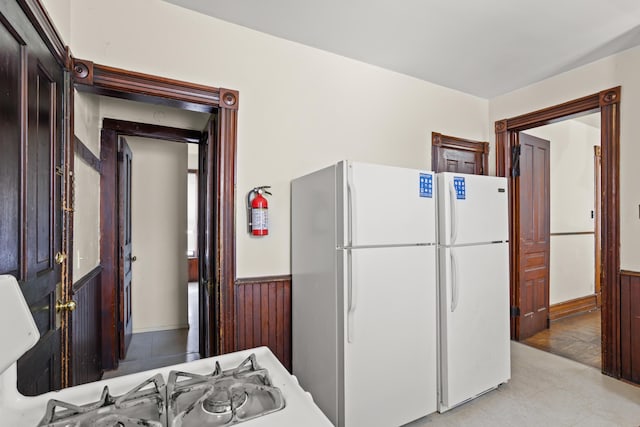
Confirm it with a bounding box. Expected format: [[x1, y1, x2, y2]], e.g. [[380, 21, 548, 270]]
[[162, 0, 640, 98]]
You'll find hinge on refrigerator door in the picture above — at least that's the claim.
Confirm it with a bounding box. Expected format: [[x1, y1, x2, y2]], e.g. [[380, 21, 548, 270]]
[[510, 306, 520, 317], [511, 145, 521, 177]]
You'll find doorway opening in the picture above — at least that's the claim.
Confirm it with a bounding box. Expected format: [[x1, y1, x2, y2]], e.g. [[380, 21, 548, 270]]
[[495, 87, 621, 378], [515, 113, 602, 369], [96, 128, 204, 377], [70, 58, 239, 381]]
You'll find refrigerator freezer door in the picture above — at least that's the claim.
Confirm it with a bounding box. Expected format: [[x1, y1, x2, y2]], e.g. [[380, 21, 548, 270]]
[[343, 162, 436, 247], [344, 246, 437, 427], [438, 243, 510, 412], [437, 173, 508, 246]]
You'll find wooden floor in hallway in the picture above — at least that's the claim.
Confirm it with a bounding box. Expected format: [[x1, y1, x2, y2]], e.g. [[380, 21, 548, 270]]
[[522, 308, 601, 369]]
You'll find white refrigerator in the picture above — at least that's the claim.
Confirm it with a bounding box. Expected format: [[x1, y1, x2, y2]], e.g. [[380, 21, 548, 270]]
[[292, 161, 438, 427], [436, 172, 511, 412]]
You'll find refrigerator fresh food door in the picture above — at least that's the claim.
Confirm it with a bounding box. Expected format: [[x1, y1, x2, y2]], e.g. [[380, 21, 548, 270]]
[[344, 245, 437, 427], [342, 161, 436, 247], [437, 172, 508, 246], [438, 243, 510, 412]]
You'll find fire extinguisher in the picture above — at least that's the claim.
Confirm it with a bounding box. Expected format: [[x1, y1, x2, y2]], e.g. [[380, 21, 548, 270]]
[[247, 186, 272, 236]]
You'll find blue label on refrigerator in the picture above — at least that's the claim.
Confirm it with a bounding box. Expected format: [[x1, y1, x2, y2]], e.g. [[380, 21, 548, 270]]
[[453, 176, 466, 199], [419, 173, 433, 198]]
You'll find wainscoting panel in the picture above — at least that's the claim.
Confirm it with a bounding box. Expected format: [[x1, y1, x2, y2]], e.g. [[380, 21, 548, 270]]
[[71, 266, 103, 385], [235, 275, 291, 371], [621, 270, 640, 384]]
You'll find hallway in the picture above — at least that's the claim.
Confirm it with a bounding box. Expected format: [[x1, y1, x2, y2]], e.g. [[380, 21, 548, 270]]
[[103, 282, 199, 379], [522, 309, 601, 369]]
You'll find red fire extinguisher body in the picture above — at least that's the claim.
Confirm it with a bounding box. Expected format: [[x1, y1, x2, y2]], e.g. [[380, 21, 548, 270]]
[[251, 192, 269, 236]]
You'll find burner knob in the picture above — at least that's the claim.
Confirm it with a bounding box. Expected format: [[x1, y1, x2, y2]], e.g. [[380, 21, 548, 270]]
[[56, 300, 77, 312]]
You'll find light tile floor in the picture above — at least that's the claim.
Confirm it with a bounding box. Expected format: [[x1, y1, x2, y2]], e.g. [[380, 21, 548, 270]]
[[407, 342, 640, 427]]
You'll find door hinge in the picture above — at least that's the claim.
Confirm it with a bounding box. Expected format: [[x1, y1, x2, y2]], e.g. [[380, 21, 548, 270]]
[[510, 306, 520, 317], [511, 145, 521, 177]]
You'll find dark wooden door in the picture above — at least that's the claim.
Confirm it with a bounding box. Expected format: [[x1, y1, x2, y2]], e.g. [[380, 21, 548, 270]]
[[431, 132, 489, 175], [1, 0, 65, 395], [517, 132, 551, 340], [198, 117, 218, 357], [118, 137, 134, 359]]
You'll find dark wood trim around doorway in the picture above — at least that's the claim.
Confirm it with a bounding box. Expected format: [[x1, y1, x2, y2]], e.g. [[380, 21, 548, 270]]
[[495, 86, 621, 378], [72, 60, 239, 366], [72, 59, 238, 113]]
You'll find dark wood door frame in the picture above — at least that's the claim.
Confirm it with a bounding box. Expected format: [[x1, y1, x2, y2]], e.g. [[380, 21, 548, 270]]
[[99, 120, 204, 368], [495, 87, 621, 378], [594, 146, 602, 307], [72, 59, 239, 369]]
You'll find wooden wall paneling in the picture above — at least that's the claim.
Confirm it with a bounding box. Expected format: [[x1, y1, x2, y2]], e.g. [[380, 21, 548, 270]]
[[71, 266, 102, 385], [235, 276, 292, 371], [620, 270, 640, 383]]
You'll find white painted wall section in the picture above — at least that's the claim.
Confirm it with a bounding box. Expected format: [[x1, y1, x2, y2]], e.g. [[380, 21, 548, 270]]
[[128, 137, 189, 332], [72, 91, 101, 281], [66, 0, 490, 278], [525, 118, 600, 304]]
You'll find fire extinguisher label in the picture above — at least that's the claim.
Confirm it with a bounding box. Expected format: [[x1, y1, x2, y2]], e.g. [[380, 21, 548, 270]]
[[419, 173, 433, 198], [252, 208, 269, 232]]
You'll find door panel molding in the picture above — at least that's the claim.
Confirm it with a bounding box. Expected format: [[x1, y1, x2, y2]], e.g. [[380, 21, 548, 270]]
[[15, 0, 67, 66], [431, 132, 489, 175], [495, 86, 621, 378]]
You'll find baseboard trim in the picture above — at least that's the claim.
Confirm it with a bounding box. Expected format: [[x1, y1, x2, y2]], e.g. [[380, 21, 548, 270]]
[[132, 323, 190, 334], [550, 294, 598, 321]]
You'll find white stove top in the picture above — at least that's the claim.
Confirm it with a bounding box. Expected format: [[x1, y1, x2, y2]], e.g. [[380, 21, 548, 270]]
[[0, 347, 332, 426], [0, 275, 332, 426]]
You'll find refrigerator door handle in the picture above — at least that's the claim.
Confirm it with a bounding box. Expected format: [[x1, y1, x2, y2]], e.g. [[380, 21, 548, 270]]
[[346, 164, 355, 247], [451, 250, 459, 312], [448, 181, 458, 245], [347, 249, 357, 342]]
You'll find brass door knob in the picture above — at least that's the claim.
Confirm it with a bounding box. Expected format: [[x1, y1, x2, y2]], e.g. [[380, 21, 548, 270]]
[[54, 252, 67, 264], [56, 300, 77, 312]]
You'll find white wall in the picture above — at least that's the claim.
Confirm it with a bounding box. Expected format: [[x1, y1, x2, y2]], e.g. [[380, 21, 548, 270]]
[[72, 91, 101, 281], [128, 137, 188, 332], [64, 0, 490, 278], [41, 0, 71, 44], [490, 45, 640, 272], [525, 118, 600, 304]]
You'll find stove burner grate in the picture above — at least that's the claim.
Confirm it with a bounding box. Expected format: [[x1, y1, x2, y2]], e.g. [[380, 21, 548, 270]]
[[37, 374, 166, 427], [37, 354, 285, 427]]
